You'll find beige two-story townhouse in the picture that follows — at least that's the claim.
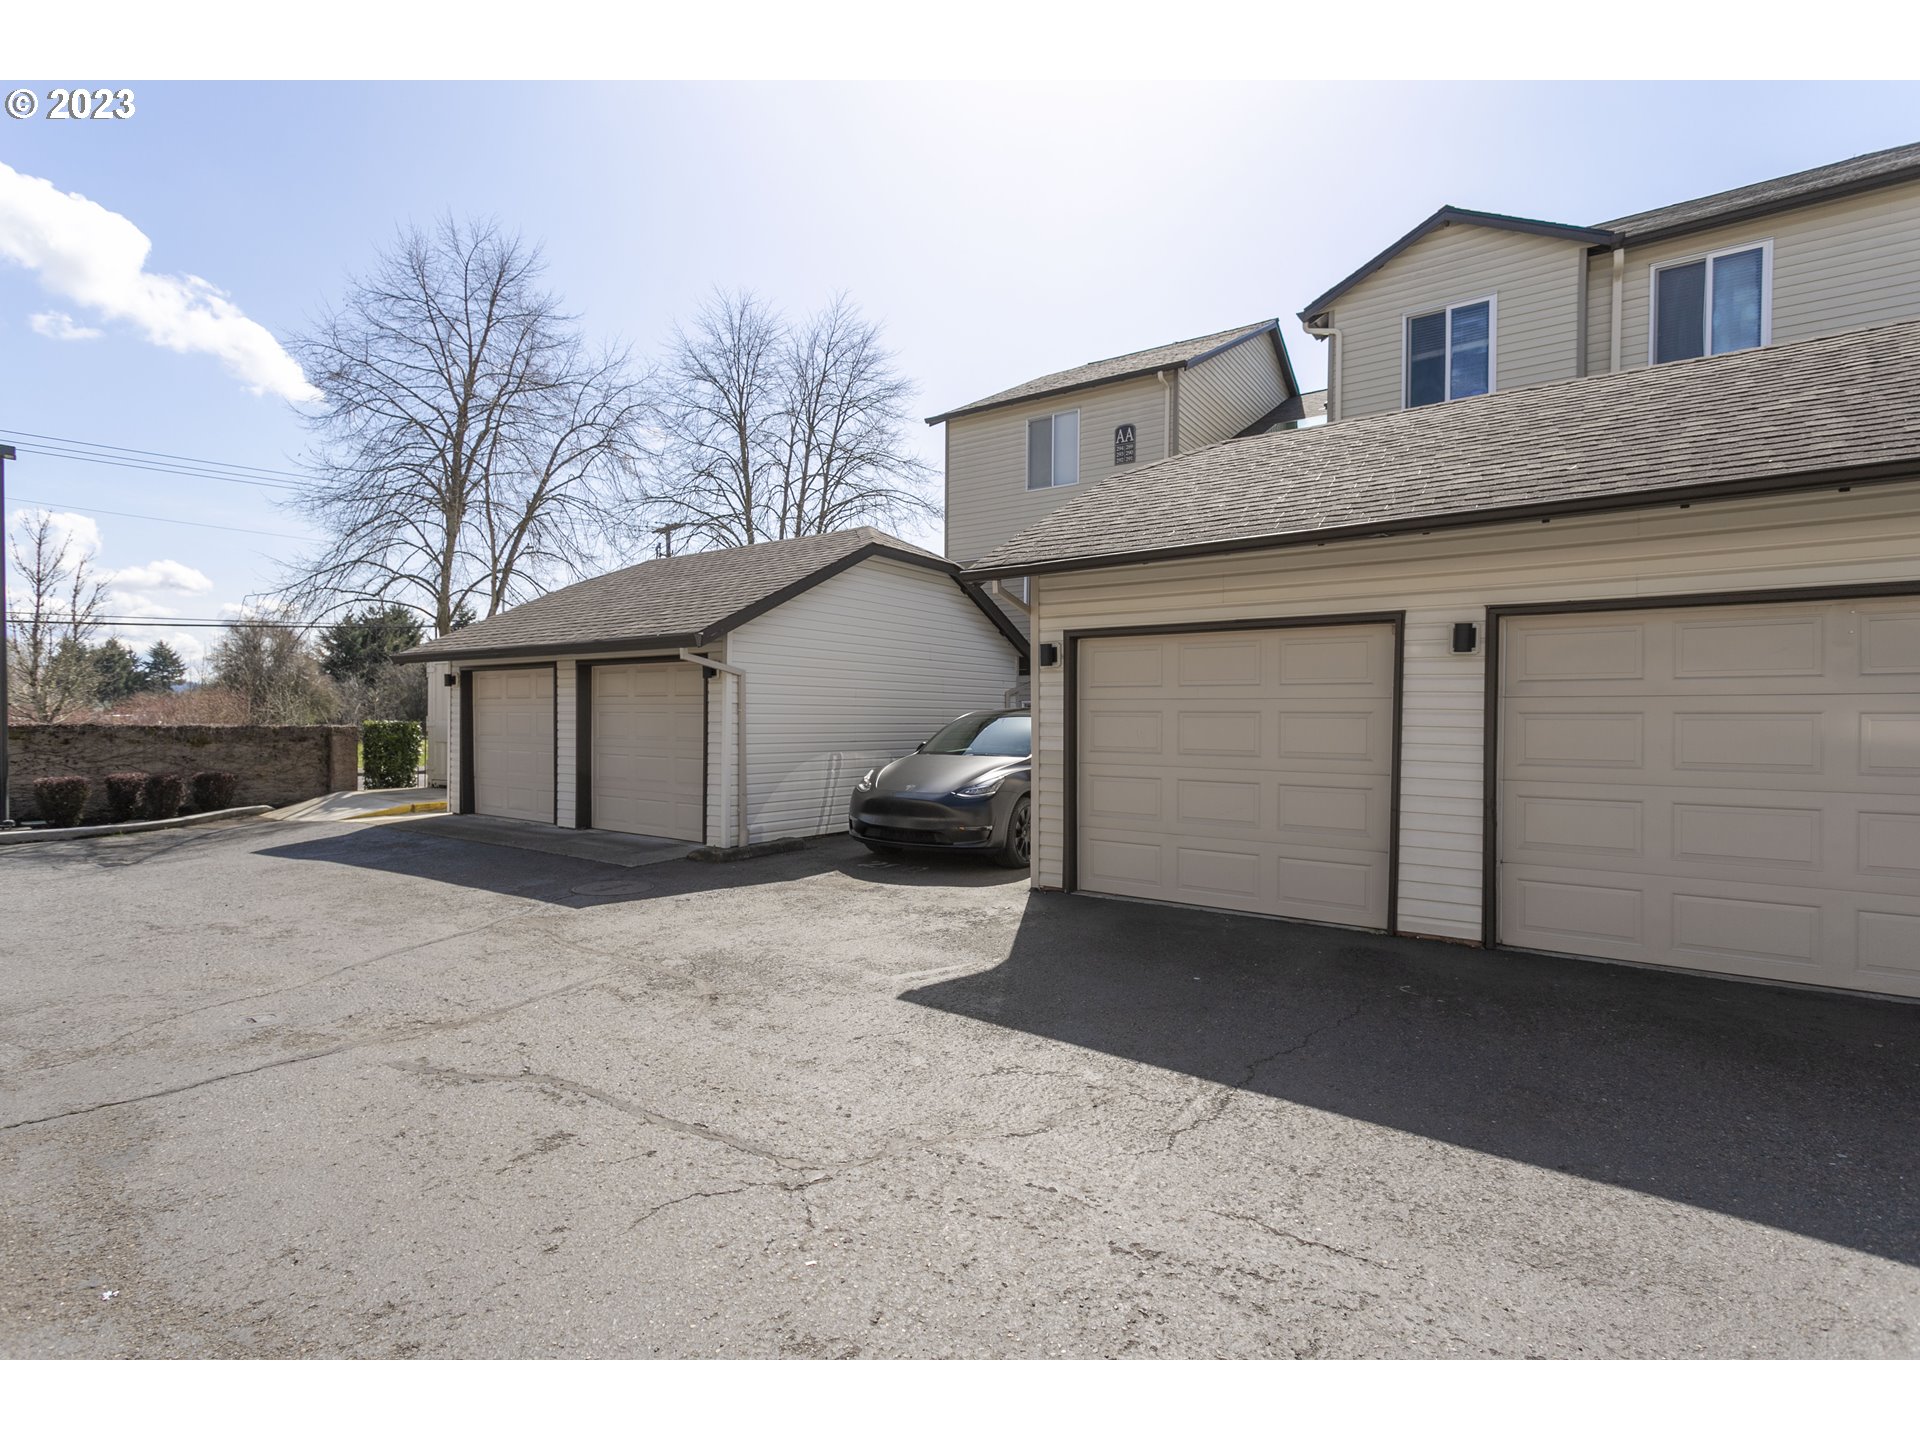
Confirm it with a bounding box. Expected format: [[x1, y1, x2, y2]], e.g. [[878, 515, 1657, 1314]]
[[963, 140, 1920, 1002], [927, 320, 1324, 617]]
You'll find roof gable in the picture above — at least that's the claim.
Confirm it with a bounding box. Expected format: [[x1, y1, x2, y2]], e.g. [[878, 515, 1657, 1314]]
[[926, 320, 1288, 425], [400, 527, 1024, 662], [1298, 207, 1618, 323]]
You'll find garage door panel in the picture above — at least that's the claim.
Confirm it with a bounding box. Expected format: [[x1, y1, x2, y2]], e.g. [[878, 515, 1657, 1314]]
[[590, 662, 704, 842], [1501, 596, 1920, 998], [1078, 625, 1394, 928], [470, 668, 555, 824]]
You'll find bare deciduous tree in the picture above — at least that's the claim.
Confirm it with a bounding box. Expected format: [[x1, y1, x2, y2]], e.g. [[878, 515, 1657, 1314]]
[[647, 290, 934, 550], [5, 512, 106, 722], [285, 217, 649, 634], [207, 616, 338, 725]]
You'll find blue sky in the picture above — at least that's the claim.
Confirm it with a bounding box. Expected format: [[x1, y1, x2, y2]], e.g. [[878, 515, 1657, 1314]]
[[3, 80, 1917, 668]]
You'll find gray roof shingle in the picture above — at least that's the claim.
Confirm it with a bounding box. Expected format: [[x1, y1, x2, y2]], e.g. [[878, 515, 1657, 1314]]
[[963, 319, 1920, 578], [925, 321, 1279, 424], [1598, 140, 1920, 241], [398, 528, 963, 661]]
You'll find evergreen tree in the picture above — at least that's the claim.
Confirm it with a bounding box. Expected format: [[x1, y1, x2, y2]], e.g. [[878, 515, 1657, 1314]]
[[139, 640, 188, 693], [318, 604, 424, 685], [90, 639, 145, 706]]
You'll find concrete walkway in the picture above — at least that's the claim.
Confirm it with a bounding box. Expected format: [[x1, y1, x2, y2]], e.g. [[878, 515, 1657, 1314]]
[[268, 787, 447, 822], [374, 811, 700, 867]]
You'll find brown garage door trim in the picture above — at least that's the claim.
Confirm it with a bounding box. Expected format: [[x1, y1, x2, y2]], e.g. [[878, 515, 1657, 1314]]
[[1481, 579, 1920, 952], [457, 662, 559, 823], [574, 655, 710, 843], [1063, 612, 1407, 933]]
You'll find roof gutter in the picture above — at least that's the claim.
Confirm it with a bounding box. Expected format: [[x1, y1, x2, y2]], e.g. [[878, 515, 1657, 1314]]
[[960, 459, 1920, 582], [1301, 323, 1341, 424]]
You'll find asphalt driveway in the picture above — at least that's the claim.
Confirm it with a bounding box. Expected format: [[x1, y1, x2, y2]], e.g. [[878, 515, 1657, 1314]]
[[1, 815, 1914, 1358]]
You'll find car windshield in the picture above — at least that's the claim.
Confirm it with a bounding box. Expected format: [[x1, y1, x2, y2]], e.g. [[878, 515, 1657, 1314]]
[[923, 713, 1030, 757]]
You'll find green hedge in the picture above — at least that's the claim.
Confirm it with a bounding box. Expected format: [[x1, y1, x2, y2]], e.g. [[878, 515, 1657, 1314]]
[[362, 719, 423, 790]]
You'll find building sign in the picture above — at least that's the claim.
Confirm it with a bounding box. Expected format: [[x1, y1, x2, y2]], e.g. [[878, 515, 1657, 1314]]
[[1114, 424, 1137, 465]]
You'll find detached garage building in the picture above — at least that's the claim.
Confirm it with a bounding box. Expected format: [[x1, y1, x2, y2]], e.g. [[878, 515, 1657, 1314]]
[[966, 323, 1920, 1000], [400, 529, 1025, 848]]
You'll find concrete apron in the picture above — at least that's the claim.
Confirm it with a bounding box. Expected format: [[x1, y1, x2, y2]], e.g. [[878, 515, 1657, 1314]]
[[372, 812, 701, 869]]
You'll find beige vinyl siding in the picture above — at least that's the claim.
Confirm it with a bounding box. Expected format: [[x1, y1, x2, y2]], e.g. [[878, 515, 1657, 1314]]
[[1585, 251, 1615, 378], [725, 556, 1020, 842], [1607, 177, 1920, 373], [1179, 335, 1287, 448], [1326, 224, 1587, 420], [1030, 478, 1920, 940], [944, 374, 1170, 565]]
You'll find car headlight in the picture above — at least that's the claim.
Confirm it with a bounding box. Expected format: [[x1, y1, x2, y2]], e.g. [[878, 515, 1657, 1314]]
[[854, 768, 879, 792], [954, 771, 1013, 798]]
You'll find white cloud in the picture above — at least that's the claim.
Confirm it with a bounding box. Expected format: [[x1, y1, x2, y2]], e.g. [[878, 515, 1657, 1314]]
[[0, 161, 321, 403], [29, 310, 102, 341], [100, 592, 182, 619], [8, 506, 101, 557], [103, 558, 214, 594]]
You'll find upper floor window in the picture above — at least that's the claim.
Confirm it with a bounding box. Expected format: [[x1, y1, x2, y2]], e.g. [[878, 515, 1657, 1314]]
[[1405, 298, 1493, 408], [1651, 242, 1770, 364], [1026, 409, 1080, 489]]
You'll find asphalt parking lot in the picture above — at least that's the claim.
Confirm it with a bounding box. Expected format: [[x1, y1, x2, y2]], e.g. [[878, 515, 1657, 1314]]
[[1, 815, 1915, 1358]]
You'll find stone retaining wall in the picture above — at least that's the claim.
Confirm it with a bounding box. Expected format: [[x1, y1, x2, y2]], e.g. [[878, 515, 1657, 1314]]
[[5, 724, 358, 823]]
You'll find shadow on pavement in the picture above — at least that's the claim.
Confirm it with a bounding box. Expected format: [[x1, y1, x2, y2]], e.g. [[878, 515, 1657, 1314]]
[[902, 888, 1920, 1266], [254, 824, 1022, 908]]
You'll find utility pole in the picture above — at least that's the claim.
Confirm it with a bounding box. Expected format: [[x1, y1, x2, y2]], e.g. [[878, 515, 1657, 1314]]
[[653, 521, 687, 559], [0, 442, 13, 828]]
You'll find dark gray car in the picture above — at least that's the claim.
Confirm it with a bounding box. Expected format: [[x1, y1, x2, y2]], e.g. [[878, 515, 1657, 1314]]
[[847, 709, 1031, 867]]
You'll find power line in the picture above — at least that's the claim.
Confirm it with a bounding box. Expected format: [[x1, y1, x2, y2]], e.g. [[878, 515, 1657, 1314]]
[[93, 617, 322, 629], [0, 428, 310, 483], [6, 444, 312, 493], [8, 496, 316, 543]]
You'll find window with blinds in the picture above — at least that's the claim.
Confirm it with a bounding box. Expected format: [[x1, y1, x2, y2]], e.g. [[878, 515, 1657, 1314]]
[[1652, 243, 1769, 364], [1405, 297, 1494, 408]]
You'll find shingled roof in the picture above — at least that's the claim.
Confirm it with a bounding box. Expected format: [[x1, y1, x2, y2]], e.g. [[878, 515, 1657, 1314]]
[[963, 319, 1920, 579], [1598, 139, 1920, 243], [400, 528, 1023, 662], [925, 321, 1286, 424], [1300, 140, 1920, 321]]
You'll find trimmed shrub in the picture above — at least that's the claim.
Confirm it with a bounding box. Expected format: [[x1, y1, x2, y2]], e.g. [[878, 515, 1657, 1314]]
[[144, 773, 186, 820], [190, 771, 240, 812], [33, 776, 90, 829], [105, 772, 151, 824], [362, 719, 423, 790]]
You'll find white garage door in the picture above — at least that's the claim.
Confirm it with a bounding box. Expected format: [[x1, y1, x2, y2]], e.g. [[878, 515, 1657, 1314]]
[[591, 662, 705, 842], [1076, 624, 1396, 926], [1499, 597, 1920, 998], [469, 667, 555, 824]]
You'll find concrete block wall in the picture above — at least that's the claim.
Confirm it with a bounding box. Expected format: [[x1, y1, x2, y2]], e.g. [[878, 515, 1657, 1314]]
[[5, 724, 359, 823]]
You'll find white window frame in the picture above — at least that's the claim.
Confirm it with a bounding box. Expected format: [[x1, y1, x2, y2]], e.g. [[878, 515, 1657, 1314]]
[[1647, 238, 1773, 366], [1025, 408, 1081, 490], [1401, 294, 1498, 409]]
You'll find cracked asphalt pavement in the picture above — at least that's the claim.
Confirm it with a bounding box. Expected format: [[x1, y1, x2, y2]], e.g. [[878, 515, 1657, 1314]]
[[2, 816, 1916, 1357]]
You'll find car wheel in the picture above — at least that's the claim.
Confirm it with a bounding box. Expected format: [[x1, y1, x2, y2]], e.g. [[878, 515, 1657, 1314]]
[[997, 796, 1031, 868]]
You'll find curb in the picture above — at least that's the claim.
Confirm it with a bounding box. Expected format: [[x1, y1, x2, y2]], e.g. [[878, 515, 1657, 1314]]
[[686, 837, 809, 864], [0, 805, 272, 845], [349, 800, 449, 819]]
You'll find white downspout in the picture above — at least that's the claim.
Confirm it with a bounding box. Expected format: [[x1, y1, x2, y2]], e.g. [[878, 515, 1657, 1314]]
[[1303, 323, 1340, 422], [680, 649, 748, 849], [1609, 246, 1626, 373]]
